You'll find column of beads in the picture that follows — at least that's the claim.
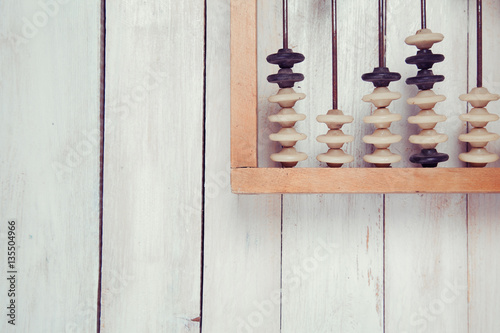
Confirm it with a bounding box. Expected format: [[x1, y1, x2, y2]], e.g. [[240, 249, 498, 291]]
[[361, 68, 403, 167], [405, 29, 449, 167], [458, 88, 500, 167], [267, 49, 308, 167], [316, 110, 354, 167]]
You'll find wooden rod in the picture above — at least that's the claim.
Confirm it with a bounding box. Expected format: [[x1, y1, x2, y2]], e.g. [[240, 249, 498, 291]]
[[283, 0, 288, 49], [332, 0, 338, 109], [477, 0, 483, 87], [378, 0, 386, 67], [421, 0, 427, 29]]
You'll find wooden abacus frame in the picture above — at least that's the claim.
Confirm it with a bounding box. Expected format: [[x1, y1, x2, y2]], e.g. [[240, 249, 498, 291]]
[[229, 0, 500, 194]]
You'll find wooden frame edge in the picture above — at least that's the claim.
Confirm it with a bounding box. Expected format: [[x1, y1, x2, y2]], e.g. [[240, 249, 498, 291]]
[[230, 0, 258, 168], [231, 168, 500, 194]]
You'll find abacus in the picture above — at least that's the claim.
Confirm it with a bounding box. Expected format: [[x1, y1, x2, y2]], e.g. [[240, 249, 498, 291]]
[[230, 0, 500, 193]]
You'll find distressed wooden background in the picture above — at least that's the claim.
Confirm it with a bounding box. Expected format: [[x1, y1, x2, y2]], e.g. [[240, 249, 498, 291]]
[[1, 0, 499, 332]]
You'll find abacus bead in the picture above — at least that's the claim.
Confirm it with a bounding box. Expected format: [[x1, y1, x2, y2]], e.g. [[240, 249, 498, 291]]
[[363, 129, 402, 149], [459, 148, 499, 166], [362, 87, 402, 108], [268, 108, 306, 128], [316, 109, 353, 129], [405, 29, 444, 49], [361, 67, 401, 87], [267, 68, 304, 88], [271, 147, 307, 167], [410, 149, 449, 168], [269, 127, 307, 147], [317, 129, 354, 149], [363, 108, 402, 128], [407, 90, 446, 109], [317, 149, 354, 167], [408, 109, 447, 130], [458, 128, 499, 147], [406, 70, 444, 90], [405, 49, 445, 70], [268, 88, 306, 108], [459, 108, 499, 128], [364, 149, 402, 167], [409, 129, 448, 149], [266, 48, 305, 68], [459, 87, 500, 108]]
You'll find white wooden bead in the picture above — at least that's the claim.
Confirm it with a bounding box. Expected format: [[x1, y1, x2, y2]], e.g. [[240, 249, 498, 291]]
[[459, 148, 499, 167], [363, 129, 402, 149], [363, 108, 402, 128], [407, 90, 446, 109], [362, 87, 401, 108], [268, 108, 306, 128], [316, 109, 354, 129], [270, 147, 308, 167], [459, 87, 500, 108], [458, 128, 499, 147], [269, 127, 307, 147], [459, 108, 499, 128], [317, 129, 354, 149], [317, 149, 355, 167], [408, 110, 447, 130], [268, 88, 306, 108], [409, 129, 448, 149], [405, 28, 444, 49], [363, 149, 402, 166]]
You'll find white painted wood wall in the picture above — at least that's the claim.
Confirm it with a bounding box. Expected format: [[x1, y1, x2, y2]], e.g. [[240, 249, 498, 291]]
[[1, 0, 499, 332]]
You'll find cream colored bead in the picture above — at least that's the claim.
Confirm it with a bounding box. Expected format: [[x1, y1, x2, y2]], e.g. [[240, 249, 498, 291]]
[[362, 87, 401, 108], [459, 108, 499, 128], [316, 109, 354, 129], [317, 149, 354, 167], [271, 147, 307, 167], [268, 108, 306, 128], [408, 109, 447, 130], [364, 149, 402, 166], [405, 28, 444, 49], [458, 128, 499, 147], [363, 108, 402, 128], [268, 88, 306, 108], [269, 127, 307, 147], [407, 90, 446, 109], [459, 87, 500, 108], [409, 129, 448, 149], [363, 129, 402, 149], [459, 148, 499, 167], [317, 129, 354, 149]]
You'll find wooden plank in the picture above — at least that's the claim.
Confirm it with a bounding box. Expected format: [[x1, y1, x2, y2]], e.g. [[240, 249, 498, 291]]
[[100, 0, 204, 331], [384, 1, 468, 333], [203, 0, 282, 332], [280, 0, 384, 331], [231, 168, 500, 193], [0, 1, 101, 331], [230, 0, 258, 168], [468, 0, 500, 332]]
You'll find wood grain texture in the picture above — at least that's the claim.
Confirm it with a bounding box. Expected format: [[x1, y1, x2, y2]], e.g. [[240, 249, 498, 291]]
[[101, 1, 204, 331], [0, 1, 101, 331], [279, 0, 384, 332], [468, 1, 500, 332], [203, 1, 282, 332], [231, 0, 258, 168], [385, 1, 468, 331], [231, 168, 500, 193]]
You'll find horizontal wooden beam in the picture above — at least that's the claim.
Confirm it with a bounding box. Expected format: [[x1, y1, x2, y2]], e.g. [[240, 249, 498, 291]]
[[231, 168, 500, 193]]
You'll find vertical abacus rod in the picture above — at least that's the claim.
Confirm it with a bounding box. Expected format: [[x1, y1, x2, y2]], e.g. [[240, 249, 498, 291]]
[[283, 0, 288, 49], [477, 0, 483, 87], [421, 0, 427, 29], [378, 0, 386, 67], [332, 0, 338, 109]]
